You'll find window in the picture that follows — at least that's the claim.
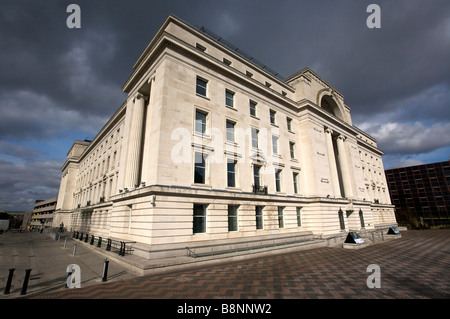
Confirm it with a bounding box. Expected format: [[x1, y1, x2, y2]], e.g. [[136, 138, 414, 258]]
[[254, 165, 261, 188], [193, 204, 207, 234], [195, 110, 207, 134], [287, 117, 292, 131], [296, 207, 302, 227], [251, 127, 259, 149], [293, 172, 299, 194], [225, 90, 234, 108], [272, 135, 278, 155], [227, 159, 237, 187], [228, 205, 239, 231], [255, 206, 264, 229], [250, 100, 257, 117], [278, 207, 284, 228], [270, 109, 276, 125], [194, 152, 207, 184], [196, 77, 207, 96], [196, 43, 206, 52], [226, 120, 236, 142], [338, 210, 345, 230], [223, 58, 232, 66], [289, 142, 296, 159], [246, 71, 253, 78], [275, 169, 282, 192]]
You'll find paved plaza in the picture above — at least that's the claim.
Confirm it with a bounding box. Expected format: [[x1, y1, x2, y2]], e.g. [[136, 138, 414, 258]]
[[1, 229, 449, 300]]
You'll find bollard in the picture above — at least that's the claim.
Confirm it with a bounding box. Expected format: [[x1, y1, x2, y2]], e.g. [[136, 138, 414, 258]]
[[90, 235, 94, 245], [64, 237, 68, 248], [20, 269, 32, 295], [102, 258, 109, 282], [97, 237, 102, 248], [73, 243, 77, 256], [4, 268, 15, 295]]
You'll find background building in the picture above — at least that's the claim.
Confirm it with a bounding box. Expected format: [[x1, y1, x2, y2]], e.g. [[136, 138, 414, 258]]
[[385, 160, 450, 228], [31, 197, 57, 229], [54, 15, 396, 258]]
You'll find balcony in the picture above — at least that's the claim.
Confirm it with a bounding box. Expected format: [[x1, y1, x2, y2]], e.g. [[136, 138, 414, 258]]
[[252, 185, 268, 195]]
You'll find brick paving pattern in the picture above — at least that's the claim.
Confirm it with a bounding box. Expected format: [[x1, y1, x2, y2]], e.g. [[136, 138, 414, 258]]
[[29, 230, 450, 299]]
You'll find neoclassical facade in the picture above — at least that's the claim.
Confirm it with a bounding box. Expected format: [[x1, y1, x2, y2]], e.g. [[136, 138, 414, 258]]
[[55, 15, 396, 257]]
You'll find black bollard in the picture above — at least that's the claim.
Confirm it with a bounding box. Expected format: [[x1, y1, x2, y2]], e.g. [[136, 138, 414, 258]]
[[97, 236, 102, 248], [4, 268, 15, 295], [102, 258, 109, 282], [20, 269, 32, 295]]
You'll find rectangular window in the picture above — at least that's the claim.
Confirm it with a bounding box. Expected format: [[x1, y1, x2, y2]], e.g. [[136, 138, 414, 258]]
[[272, 135, 278, 155], [227, 159, 237, 187], [287, 117, 292, 131], [251, 127, 259, 149], [270, 109, 276, 125], [225, 90, 234, 108], [296, 207, 302, 227], [275, 169, 282, 192], [223, 58, 232, 66], [193, 204, 207, 234], [278, 207, 284, 228], [226, 120, 235, 142], [250, 100, 257, 117], [293, 172, 299, 194], [228, 205, 239, 232], [196, 77, 207, 96], [255, 206, 264, 229], [194, 152, 207, 184], [196, 43, 206, 52], [254, 165, 261, 188], [195, 110, 207, 134], [289, 142, 296, 159]]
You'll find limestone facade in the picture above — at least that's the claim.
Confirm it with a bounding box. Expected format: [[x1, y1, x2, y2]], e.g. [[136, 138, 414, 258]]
[[54, 15, 396, 254]]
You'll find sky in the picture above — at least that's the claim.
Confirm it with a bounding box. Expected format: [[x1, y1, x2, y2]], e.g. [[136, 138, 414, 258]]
[[0, 0, 449, 211]]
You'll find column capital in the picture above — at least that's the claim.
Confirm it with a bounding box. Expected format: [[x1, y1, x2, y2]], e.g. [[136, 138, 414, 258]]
[[133, 92, 146, 102], [324, 127, 333, 135], [337, 135, 347, 142]]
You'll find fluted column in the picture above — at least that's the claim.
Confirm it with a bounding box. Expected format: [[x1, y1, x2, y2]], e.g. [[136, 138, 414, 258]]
[[336, 135, 354, 198], [124, 93, 146, 189], [324, 128, 342, 198]]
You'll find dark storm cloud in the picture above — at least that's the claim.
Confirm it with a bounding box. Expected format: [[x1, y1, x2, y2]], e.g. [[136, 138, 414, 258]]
[[0, 0, 449, 210]]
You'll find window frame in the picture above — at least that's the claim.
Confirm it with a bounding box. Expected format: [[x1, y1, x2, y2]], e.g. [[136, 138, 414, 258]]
[[194, 152, 207, 184], [255, 206, 264, 230], [225, 89, 234, 108], [228, 205, 239, 232], [193, 204, 207, 234], [249, 100, 257, 117], [196, 77, 208, 97], [275, 169, 282, 192]]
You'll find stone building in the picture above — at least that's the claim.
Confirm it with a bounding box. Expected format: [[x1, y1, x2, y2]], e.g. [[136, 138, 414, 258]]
[[55, 15, 396, 258]]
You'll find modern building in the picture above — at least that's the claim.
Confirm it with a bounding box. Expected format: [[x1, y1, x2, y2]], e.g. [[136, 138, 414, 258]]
[[31, 197, 57, 229], [385, 160, 450, 227], [54, 15, 396, 258]]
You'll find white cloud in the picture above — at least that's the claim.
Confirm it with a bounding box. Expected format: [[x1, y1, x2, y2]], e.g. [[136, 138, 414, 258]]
[[361, 121, 450, 154]]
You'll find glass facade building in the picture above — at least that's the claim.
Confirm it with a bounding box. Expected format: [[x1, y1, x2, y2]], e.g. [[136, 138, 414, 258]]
[[385, 160, 450, 227]]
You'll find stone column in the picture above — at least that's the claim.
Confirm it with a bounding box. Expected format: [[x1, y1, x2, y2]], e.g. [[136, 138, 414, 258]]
[[336, 135, 354, 198], [124, 93, 146, 189], [324, 128, 341, 198], [140, 77, 156, 185]]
